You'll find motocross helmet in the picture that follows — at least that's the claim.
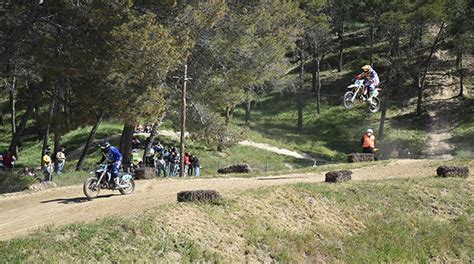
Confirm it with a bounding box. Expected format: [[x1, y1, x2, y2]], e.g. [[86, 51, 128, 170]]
[[361, 65, 371, 72], [100, 141, 111, 151], [366, 128, 374, 134]]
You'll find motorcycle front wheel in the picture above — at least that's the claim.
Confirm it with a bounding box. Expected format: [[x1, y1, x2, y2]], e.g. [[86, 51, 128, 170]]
[[343, 91, 355, 109], [369, 97, 381, 113], [83, 177, 100, 200], [119, 179, 135, 195]]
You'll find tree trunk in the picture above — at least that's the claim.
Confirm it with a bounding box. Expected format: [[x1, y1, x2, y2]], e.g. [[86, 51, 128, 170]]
[[41, 88, 59, 164], [297, 44, 304, 131], [245, 100, 252, 125], [53, 123, 61, 163], [316, 58, 321, 115], [224, 107, 232, 125], [76, 110, 103, 171], [416, 22, 445, 116], [180, 65, 187, 177], [0, 111, 4, 126], [41, 79, 64, 161], [9, 93, 39, 158], [457, 50, 464, 97], [121, 124, 134, 172], [9, 76, 18, 157], [337, 24, 344, 72], [142, 113, 166, 162], [369, 26, 374, 65], [378, 101, 388, 141]]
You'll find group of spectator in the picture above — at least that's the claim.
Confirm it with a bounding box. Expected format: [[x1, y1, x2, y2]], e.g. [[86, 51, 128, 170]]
[[41, 146, 67, 181], [132, 137, 201, 177], [134, 124, 153, 134]]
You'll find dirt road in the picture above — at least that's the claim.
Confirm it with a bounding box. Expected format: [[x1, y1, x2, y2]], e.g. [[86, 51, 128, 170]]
[[0, 160, 456, 241]]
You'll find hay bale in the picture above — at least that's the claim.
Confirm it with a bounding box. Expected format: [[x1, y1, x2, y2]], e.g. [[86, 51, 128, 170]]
[[28, 181, 57, 191], [436, 166, 469, 178], [347, 153, 375, 163], [325, 170, 352, 183], [217, 164, 252, 174], [177, 190, 222, 203]]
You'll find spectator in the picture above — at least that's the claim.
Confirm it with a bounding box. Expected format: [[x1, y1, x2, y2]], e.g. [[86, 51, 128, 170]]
[[145, 146, 155, 166], [163, 148, 172, 177], [153, 141, 164, 155], [42, 149, 53, 181], [132, 149, 142, 168], [21, 167, 36, 178], [55, 147, 66, 176], [132, 136, 141, 150], [172, 154, 180, 176], [155, 155, 167, 177], [191, 154, 201, 177], [0, 153, 4, 171], [184, 152, 190, 176], [3, 151, 16, 172]]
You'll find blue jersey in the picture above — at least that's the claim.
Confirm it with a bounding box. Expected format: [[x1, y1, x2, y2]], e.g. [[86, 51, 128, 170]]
[[104, 146, 123, 163]]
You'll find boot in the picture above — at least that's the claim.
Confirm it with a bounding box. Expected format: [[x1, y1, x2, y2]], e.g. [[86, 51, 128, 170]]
[[114, 177, 121, 189]]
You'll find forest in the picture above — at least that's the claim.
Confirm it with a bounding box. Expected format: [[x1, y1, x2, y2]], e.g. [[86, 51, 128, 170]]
[[0, 0, 472, 169]]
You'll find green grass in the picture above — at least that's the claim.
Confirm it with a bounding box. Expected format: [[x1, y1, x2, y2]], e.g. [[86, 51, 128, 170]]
[[452, 98, 474, 159], [1, 176, 472, 262], [233, 92, 426, 161]]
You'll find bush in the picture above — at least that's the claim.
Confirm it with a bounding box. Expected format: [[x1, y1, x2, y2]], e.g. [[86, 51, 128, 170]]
[[0, 172, 38, 194]]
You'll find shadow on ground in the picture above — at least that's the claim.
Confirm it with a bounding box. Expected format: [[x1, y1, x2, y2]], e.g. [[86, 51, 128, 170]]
[[41, 194, 116, 204]]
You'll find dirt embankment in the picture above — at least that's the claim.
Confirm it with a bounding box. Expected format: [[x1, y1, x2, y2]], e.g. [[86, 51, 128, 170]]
[[0, 159, 460, 241]]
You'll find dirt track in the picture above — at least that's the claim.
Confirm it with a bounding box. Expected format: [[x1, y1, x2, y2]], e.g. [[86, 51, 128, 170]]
[[0, 160, 459, 241]]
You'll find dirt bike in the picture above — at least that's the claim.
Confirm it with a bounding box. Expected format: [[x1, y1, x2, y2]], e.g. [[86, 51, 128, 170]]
[[343, 77, 382, 113], [83, 164, 135, 200]]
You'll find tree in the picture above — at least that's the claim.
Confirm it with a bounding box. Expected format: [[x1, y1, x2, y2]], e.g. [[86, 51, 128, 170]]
[[105, 14, 180, 165], [327, 0, 355, 72], [446, 0, 474, 97], [303, 1, 331, 114]]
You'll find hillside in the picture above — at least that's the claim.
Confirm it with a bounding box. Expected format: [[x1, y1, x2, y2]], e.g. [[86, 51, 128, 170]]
[[1, 159, 472, 262]]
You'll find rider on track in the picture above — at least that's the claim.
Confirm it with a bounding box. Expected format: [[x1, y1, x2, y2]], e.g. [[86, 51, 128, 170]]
[[358, 65, 380, 104], [97, 141, 123, 188]]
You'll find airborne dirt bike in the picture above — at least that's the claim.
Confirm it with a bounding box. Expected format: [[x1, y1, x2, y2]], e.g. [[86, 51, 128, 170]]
[[343, 77, 382, 113], [83, 164, 135, 199]]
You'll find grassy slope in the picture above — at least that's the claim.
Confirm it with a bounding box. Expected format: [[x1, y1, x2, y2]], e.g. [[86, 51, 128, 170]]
[[234, 90, 427, 161], [1, 175, 472, 262], [451, 97, 474, 159]]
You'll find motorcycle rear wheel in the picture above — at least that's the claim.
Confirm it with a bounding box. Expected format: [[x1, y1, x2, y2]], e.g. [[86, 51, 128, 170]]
[[83, 177, 100, 200], [119, 179, 135, 195], [343, 91, 355, 109], [369, 97, 381, 113]]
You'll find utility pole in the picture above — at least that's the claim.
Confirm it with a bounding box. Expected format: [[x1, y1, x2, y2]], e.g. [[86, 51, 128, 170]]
[[179, 64, 189, 177]]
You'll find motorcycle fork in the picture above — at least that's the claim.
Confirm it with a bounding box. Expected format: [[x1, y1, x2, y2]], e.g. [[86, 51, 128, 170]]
[[351, 87, 360, 102], [96, 172, 106, 188]]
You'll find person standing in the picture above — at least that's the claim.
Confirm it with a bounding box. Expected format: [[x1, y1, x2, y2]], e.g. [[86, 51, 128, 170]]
[[42, 150, 53, 181], [155, 155, 167, 177], [3, 151, 16, 172], [361, 128, 376, 154], [55, 147, 66, 176], [192, 154, 201, 177], [184, 152, 190, 176]]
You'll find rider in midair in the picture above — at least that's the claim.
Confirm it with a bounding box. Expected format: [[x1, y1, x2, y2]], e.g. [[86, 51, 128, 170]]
[[97, 141, 123, 188], [358, 65, 380, 104]]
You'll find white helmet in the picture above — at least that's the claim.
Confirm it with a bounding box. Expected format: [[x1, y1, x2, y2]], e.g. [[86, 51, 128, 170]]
[[366, 128, 374, 134]]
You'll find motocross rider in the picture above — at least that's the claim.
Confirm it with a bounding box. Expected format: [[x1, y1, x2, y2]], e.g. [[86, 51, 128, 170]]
[[97, 141, 123, 188], [358, 65, 380, 104]]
